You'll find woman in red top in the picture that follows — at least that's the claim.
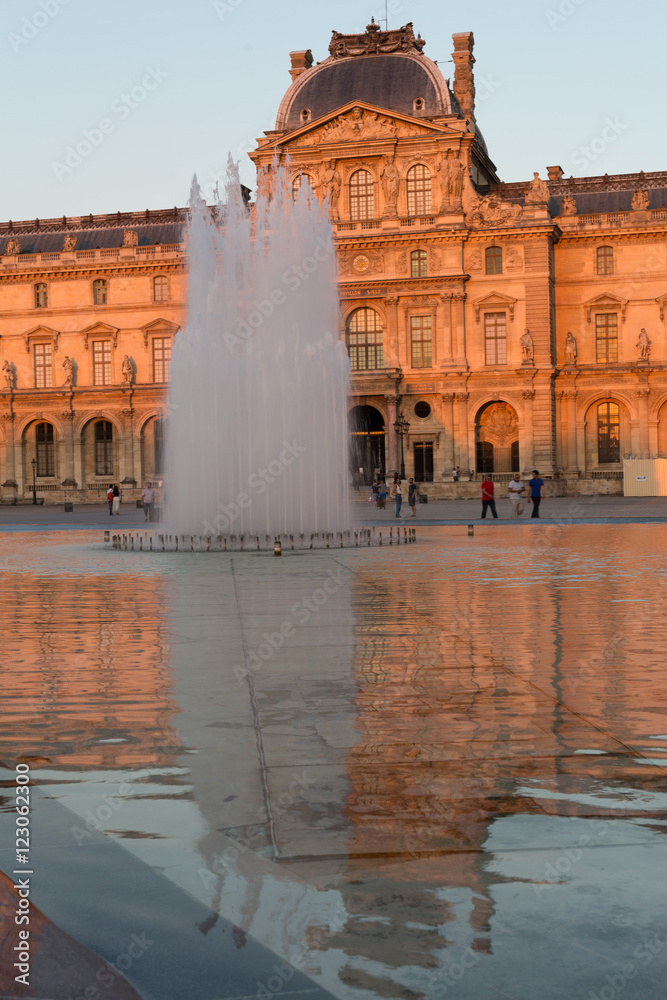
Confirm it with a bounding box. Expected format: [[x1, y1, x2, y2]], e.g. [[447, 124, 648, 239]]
[[481, 476, 499, 519]]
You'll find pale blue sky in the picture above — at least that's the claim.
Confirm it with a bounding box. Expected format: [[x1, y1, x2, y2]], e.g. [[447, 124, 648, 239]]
[[1, 0, 664, 221]]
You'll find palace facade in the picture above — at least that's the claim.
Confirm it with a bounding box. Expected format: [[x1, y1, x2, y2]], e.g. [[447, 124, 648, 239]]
[[2, 20, 667, 501]]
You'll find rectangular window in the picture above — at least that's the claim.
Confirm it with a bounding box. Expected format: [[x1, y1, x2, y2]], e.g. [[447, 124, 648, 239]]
[[92, 341, 111, 385], [153, 276, 169, 302], [410, 316, 432, 368], [413, 442, 434, 482], [596, 313, 618, 363], [484, 313, 507, 365], [152, 338, 172, 382], [36, 423, 55, 477], [34, 343, 53, 388]]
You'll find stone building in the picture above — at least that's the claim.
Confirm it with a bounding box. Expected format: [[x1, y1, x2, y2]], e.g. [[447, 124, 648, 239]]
[[1, 19, 667, 501]]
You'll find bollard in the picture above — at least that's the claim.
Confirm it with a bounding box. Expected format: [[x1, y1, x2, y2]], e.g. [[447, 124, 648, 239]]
[[389, 527, 393, 545], [340, 532, 343, 548], [274, 537, 282, 556], [256, 535, 260, 550], [326, 533, 330, 548], [150, 536, 153, 551], [354, 531, 358, 547], [397, 528, 400, 544], [175, 536, 179, 551], [240, 534, 244, 552], [290, 535, 294, 550], [367, 530, 371, 546], [468, 524, 474, 537], [379, 531, 382, 546], [139, 537, 143, 551], [310, 534, 314, 549], [104, 530, 110, 543]]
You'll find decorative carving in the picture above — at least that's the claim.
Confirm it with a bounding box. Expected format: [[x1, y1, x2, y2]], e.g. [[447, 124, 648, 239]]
[[468, 248, 483, 271], [121, 354, 134, 385], [329, 19, 425, 59], [457, 392, 470, 402], [380, 156, 400, 207], [636, 388, 651, 398], [637, 328, 651, 361], [632, 189, 649, 211], [318, 107, 397, 144], [564, 332, 577, 366], [60, 409, 75, 420], [524, 172, 550, 207], [339, 250, 384, 277], [61, 355, 74, 385], [440, 392, 455, 402], [560, 194, 577, 216], [62, 234, 77, 251], [396, 250, 408, 272], [5, 239, 20, 255], [123, 229, 138, 247], [520, 329, 534, 364], [428, 248, 442, 270], [438, 150, 466, 212], [320, 160, 342, 218], [467, 191, 522, 227], [2, 360, 13, 390], [505, 246, 523, 271], [479, 402, 519, 446], [522, 390, 536, 399]]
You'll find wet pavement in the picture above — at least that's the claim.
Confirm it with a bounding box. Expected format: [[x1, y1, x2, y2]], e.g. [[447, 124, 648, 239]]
[[1, 525, 666, 999]]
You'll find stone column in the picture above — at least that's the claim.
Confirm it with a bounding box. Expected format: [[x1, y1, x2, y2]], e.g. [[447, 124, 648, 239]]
[[1, 412, 17, 498], [385, 394, 399, 476], [121, 405, 137, 486], [456, 392, 470, 473], [563, 390, 579, 474], [636, 388, 651, 457], [441, 393, 456, 475], [60, 409, 77, 486], [439, 294, 453, 366], [385, 296, 399, 368], [453, 294, 467, 367], [522, 390, 535, 473]]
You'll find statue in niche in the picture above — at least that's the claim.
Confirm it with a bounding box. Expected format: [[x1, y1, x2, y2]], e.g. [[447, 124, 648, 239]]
[[564, 332, 578, 366], [380, 156, 400, 207], [121, 355, 134, 385], [524, 172, 550, 207], [449, 155, 466, 204], [632, 189, 649, 211], [437, 153, 451, 211], [2, 359, 13, 390], [520, 329, 534, 363], [62, 355, 74, 386], [320, 160, 342, 217], [637, 328, 651, 361], [561, 194, 577, 216]]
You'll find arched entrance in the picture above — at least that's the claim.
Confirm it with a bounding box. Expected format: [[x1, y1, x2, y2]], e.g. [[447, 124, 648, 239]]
[[348, 405, 385, 484], [475, 402, 519, 474]]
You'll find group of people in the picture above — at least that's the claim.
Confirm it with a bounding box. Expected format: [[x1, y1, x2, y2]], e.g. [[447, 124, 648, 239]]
[[480, 471, 545, 519], [369, 473, 419, 518], [106, 482, 158, 521]]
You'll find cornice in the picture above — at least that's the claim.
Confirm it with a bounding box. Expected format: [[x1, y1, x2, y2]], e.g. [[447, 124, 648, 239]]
[[0, 262, 186, 283]]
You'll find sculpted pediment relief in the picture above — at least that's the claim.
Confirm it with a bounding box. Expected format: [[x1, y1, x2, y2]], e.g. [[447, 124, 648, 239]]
[[466, 189, 523, 228], [283, 102, 459, 149]]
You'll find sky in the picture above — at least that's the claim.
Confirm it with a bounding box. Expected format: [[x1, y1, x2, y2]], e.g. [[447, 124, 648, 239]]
[[1, 0, 665, 221]]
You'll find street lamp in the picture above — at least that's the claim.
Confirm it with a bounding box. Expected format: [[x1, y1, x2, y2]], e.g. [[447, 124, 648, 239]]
[[31, 457, 37, 505], [393, 414, 410, 480]]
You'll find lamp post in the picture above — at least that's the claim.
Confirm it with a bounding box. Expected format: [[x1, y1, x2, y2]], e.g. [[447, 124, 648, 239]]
[[393, 414, 410, 480], [31, 457, 37, 505]]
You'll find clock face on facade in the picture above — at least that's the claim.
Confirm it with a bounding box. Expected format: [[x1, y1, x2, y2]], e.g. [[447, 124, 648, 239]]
[[352, 254, 370, 274]]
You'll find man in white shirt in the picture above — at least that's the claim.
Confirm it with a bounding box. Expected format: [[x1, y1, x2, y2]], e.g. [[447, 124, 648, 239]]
[[508, 475, 525, 518]]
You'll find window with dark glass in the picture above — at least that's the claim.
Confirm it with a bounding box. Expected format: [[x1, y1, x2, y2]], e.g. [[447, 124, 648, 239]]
[[93, 279, 107, 305], [36, 422, 54, 476], [411, 249, 427, 278], [346, 308, 383, 371], [410, 315, 432, 368], [597, 246, 614, 275], [95, 420, 113, 476], [152, 337, 172, 382], [349, 170, 374, 221], [34, 343, 53, 388], [598, 402, 620, 463], [153, 418, 164, 474], [596, 313, 618, 363], [406, 164, 431, 216], [153, 276, 169, 302], [34, 283, 48, 308], [413, 442, 434, 482], [292, 173, 314, 199], [484, 313, 507, 364], [485, 246, 503, 274], [92, 341, 111, 385]]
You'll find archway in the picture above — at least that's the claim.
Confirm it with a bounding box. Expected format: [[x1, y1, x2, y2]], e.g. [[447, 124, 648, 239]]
[[475, 402, 519, 475], [348, 405, 385, 484]]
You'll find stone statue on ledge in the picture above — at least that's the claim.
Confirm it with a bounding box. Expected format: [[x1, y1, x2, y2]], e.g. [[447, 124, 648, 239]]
[[380, 156, 400, 207], [564, 332, 577, 366], [637, 328, 651, 362], [520, 329, 534, 364], [2, 359, 13, 390], [62, 355, 74, 386], [524, 172, 550, 208], [632, 189, 649, 211], [121, 354, 134, 385]]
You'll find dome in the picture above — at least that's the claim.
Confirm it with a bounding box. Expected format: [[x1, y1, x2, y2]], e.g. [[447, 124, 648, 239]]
[[276, 23, 458, 131]]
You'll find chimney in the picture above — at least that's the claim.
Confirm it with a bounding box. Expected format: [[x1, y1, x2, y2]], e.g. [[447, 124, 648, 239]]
[[289, 50, 313, 83], [451, 32, 476, 120], [547, 165, 564, 180]]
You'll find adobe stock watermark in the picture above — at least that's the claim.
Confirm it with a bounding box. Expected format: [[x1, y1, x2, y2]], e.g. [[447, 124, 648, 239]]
[[69, 932, 154, 1000], [223, 238, 334, 352], [201, 439, 306, 534], [570, 117, 628, 171], [51, 66, 168, 180], [588, 929, 667, 1000], [8, 0, 73, 53], [545, 0, 588, 30], [213, 0, 243, 19], [70, 780, 132, 845]]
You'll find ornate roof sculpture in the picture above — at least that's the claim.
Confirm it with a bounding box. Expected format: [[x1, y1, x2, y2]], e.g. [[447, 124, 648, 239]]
[[328, 19, 426, 59]]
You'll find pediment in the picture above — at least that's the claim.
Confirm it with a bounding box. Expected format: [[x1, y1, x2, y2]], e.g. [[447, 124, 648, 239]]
[[22, 325, 60, 352], [267, 102, 462, 149], [141, 317, 180, 347], [583, 293, 628, 323], [656, 293, 667, 321], [472, 292, 517, 323], [81, 322, 119, 349]]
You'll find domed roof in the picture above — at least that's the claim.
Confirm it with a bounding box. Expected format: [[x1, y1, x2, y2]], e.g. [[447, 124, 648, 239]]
[[276, 22, 458, 131]]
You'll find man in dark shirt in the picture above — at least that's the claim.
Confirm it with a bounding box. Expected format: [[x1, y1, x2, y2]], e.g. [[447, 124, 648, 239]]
[[481, 476, 498, 519], [530, 470, 545, 518]]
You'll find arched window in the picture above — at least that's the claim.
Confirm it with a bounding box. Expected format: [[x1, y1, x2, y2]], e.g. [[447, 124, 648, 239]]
[[292, 173, 314, 199], [349, 170, 374, 221], [406, 164, 431, 216], [346, 308, 383, 371], [153, 276, 168, 302], [485, 246, 503, 275], [36, 422, 54, 477], [597, 246, 613, 275], [598, 402, 620, 463], [411, 249, 427, 278], [153, 418, 165, 474], [94, 420, 114, 476], [93, 279, 107, 305], [34, 283, 48, 308]]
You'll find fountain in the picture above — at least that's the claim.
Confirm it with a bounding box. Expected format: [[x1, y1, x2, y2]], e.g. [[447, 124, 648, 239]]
[[163, 158, 350, 541]]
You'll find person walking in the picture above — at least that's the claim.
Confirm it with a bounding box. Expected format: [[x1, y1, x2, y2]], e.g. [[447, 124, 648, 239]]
[[371, 480, 379, 507], [480, 475, 498, 519], [142, 482, 156, 522], [378, 479, 387, 510], [394, 480, 402, 518], [508, 474, 525, 518], [529, 470, 545, 518], [106, 484, 114, 516], [112, 484, 121, 515], [408, 478, 417, 517]]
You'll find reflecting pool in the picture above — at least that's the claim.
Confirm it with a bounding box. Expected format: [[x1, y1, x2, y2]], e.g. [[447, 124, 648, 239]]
[[1, 525, 666, 1000]]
